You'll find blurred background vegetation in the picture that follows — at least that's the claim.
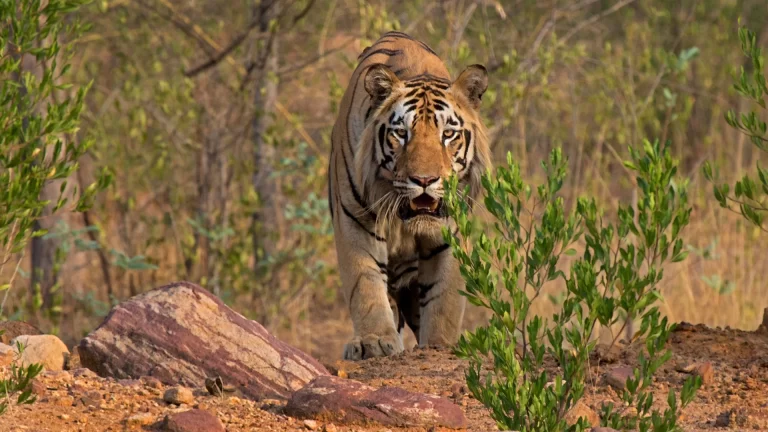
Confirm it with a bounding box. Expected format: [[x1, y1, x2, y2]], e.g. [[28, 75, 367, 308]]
[[2, 0, 766, 362]]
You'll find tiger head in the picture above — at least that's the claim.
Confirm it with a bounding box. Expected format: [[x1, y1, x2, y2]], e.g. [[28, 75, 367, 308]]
[[356, 64, 491, 235]]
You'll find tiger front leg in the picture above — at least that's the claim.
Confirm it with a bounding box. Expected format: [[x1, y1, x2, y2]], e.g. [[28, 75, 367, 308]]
[[338, 246, 404, 360], [416, 244, 466, 348]]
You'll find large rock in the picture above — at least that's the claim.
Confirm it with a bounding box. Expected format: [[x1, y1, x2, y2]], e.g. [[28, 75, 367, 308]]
[[11, 334, 70, 371], [164, 409, 225, 432], [78, 281, 328, 400], [285, 375, 467, 429], [0, 321, 42, 345]]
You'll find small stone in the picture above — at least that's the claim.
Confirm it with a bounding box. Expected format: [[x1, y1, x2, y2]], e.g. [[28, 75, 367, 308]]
[[164, 409, 225, 432], [303, 419, 318, 430], [126, 412, 155, 426], [141, 376, 163, 389], [118, 379, 142, 387], [30, 379, 46, 397], [693, 362, 714, 385], [605, 366, 634, 390], [673, 322, 695, 332], [59, 414, 70, 420], [80, 390, 102, 407], [50, 395, 74, 407], [71, 368, 98, 378], [592, 344, 622, 363], [322, 424, 337, 432], [163, 386, 194, 405], [715, 410, 732, 427], [449, 382, 466, 398], [564, 401, 600, 427]]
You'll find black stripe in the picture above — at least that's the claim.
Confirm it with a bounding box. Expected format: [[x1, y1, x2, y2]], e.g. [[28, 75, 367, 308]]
[[446, 117, 458, 126], [327, 173, 334, 221], [433, 100, 449, 110], [341, 147, 373, 218], [364, 106, 372, 123], [406, 73, 451, 85], [405, 88, 420, 97], [391, 266, 418, 283], [462, 129, 471, 164], [378, 124, 386, 149], [349, 273, 363, 306], [429, 89, 445, 98], [404, 98, 419, 106], [380, 31, 439, 56], [418, 282, 435, 299], [359, 48, 402, 63], [420, 293, 441, 308], [456, 114, 464, 127], [367, 251, 387, 274], [341, 203, 386, 242], [382, 31, 414, 40], [420, 243, 450, 260]]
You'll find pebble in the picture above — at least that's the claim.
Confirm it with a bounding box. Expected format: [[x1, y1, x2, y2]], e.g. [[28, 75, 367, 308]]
[[605, 366, 634, 390], [126, 412, 155, 426], [163, 386, 194, 405], [303, 419, 318, 430]]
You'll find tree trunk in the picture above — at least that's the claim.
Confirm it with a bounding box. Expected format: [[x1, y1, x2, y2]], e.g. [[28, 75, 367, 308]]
[[251, 0, 281, 279]]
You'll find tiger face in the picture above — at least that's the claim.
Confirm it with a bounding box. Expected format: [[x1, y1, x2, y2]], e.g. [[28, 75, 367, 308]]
[[362, 64, 489, 234]]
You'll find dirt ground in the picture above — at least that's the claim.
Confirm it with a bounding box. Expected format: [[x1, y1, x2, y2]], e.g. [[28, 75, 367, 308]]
[[1, 323, 767, 432]]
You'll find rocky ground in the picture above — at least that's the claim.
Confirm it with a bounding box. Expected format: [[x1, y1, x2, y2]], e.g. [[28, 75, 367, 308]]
[[1, 282, 768, 432]]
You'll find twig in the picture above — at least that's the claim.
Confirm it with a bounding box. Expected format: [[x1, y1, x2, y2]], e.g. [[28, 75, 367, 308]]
[[0, 250, 26, 317], [185, 29, 269, 77], [559, 0, 637, 45]]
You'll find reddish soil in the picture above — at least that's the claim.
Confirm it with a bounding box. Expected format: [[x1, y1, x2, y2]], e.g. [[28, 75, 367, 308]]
[[1, 323, 767, 432]]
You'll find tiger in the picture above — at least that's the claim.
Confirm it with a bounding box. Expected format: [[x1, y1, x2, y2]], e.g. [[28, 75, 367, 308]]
[[327, 31, 491, 360]]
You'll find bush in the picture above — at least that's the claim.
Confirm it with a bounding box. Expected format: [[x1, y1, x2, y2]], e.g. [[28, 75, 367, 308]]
[[0, 0, 111, 315], [0, 337, 44, 416], [444, 140, 701, 432], [704, 22, 767, 232]]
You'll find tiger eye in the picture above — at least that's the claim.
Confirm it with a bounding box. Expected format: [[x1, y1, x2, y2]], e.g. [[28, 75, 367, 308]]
[[443, 129, 456, 139]]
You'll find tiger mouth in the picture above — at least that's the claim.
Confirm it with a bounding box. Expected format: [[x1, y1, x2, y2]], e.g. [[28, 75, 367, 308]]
[[398, 194, 446, 220]]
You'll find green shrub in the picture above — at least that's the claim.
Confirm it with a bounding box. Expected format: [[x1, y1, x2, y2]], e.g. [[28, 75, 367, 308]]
[[0, 0, 111, 316], [704, 22, 768, 231], [0, 337, 44, 416], [444, 140, 701, 432]]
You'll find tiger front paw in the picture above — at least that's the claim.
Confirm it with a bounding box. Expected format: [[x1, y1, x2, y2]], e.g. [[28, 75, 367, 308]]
[[342, 331, 404, 360]]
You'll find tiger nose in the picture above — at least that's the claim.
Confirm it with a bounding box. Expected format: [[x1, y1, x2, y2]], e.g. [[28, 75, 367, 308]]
[[409, 175, 440, 188]]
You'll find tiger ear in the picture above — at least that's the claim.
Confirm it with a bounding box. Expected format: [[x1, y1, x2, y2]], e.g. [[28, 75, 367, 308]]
[[365, 64, 400, 109], [452, 64, 488, 110]]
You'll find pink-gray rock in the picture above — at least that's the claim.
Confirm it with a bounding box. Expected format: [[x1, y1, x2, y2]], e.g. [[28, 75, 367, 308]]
[[164, 409, 224, 432], [0, 321, 42, 344], [285, 375, 466, 429], [78, 281, 328, 400], [605, 366, 634, 390]]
